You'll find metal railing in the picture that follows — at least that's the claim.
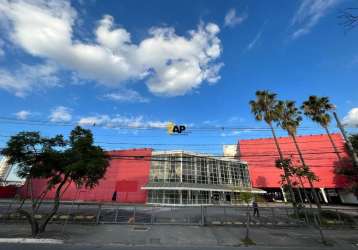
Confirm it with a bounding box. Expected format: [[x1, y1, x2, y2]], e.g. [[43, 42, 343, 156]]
[[0, 200, 357, 227]]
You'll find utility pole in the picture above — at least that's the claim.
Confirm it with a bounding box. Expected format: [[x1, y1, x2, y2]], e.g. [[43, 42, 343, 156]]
[[333, 111, 358, 168]]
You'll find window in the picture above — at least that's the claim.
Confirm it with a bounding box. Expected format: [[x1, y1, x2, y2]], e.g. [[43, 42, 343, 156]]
[[148, 190, 164, 204], [240, 164, 250, 187], [197, 157, 208, 184], [182, 155, 195, 183], [209, 159, 219, 184], [231, 163, 241, 186], [220, 161, 230, 184], [167, 155, 181, 183], [163, 190, 180, 204]]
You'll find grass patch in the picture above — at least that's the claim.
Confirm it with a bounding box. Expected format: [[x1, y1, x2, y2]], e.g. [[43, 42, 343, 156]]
[[241, 237, 256, 246], [292, 210, 355, 225]]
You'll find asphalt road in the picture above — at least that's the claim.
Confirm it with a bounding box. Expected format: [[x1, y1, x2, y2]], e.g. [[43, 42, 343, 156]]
[[0, 244, 357, 250]]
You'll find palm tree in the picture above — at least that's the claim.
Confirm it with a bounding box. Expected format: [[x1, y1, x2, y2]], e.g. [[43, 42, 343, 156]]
[[249, 91, 297, 210], [276, 100, 321, 210], [301, 96, 342, 162]]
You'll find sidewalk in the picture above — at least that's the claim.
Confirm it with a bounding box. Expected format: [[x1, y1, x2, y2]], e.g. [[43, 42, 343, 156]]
[[0, 223, 357, 248]]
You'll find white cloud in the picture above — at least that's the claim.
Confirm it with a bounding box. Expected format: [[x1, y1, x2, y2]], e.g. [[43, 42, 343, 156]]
[[0, 0, 223, 96], [0, 62, 59, 97], [291, 0, 339, 39], [49, 106, 72, 122], [15, 110, 31, 120], [246, 29, 263, 51], [0, 39, 4, 57], [343, 107, 358, 127], [78, 114, 168, 128], [103, 89, 149, 103], [224, 8, 248, 28]]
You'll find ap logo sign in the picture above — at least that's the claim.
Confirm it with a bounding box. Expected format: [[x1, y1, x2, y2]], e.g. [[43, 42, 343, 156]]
[[167, 122, 187, 135]]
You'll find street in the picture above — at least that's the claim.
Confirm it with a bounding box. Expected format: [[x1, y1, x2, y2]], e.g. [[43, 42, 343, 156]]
[[0, 244, 357, 250], [0, 223, 357, 249]]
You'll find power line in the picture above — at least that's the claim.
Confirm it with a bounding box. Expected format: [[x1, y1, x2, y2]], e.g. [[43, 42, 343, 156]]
[[0, 116, 336, 131], [0, 133, 348, 147]]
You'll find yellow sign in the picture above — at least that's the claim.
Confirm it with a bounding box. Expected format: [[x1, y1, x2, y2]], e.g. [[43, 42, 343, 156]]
[[167, 122, 174, 134]]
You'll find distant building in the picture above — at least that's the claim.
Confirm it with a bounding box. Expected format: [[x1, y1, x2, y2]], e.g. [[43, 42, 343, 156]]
[[16, 149, 263, 205], [237, 133, 357, 204], [9, 132, 356, 205], [143, 151, 263, 205], [223, 145, 238, 157]]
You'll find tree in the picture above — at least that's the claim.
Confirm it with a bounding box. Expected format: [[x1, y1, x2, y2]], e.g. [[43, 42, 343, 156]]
[[301, 96, 342, 162], [249, 90, 298, 212], [1, 126, 110, 237], [238, 191, 256, 246], [349, 134, 358, 153], [335, 133, 358, 196], [276, 100, 321, 210]]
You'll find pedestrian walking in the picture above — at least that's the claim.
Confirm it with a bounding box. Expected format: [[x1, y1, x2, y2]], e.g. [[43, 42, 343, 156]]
[[112, 191, 117, 202], [253, 200, 259, 217]]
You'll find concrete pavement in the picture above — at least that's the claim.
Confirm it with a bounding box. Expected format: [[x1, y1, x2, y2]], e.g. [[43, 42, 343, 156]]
[[0, 245, 358, 250], [0, 223, 357, 248]]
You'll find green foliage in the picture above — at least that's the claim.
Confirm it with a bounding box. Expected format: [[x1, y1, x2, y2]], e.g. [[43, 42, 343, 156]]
[[249, 90, 281, 124], [239, 192, 254, 204], [349, 134, 358, 153], [1, 126, 110, 236], [333, 134, 358, 195], [276, 100, 302, 136], [1, 126, 110, 190], [301, 96, 335, 128], [275, 158, 291, 171]]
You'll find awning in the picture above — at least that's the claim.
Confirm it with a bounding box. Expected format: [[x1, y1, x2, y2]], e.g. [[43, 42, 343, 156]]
[[142, 182, 266, 193]]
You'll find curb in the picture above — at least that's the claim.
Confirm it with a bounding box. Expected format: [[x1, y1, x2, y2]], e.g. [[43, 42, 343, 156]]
[[0, 238, 63, 244]]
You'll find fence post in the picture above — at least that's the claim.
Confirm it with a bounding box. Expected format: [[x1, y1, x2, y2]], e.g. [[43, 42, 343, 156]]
[[114, 208, 119, 223], [151, 206, 154, 225], [336, 209, 342, 224], [133, 206, 136, 224], [201, 205, 206, 226], [96, 204, 102, 224], [271, 207, 276, 224]]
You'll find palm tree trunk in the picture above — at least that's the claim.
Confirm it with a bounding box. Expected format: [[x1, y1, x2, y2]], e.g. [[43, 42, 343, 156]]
[[291, 134, 321, 211], [268, 122, 298, 211], [298, 176, 312, 208], [294, 178, 309, 223], [324, 126, 342, 161]]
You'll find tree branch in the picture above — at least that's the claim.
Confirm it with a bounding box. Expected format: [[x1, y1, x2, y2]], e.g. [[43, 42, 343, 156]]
[[39, 175, 69, 233]]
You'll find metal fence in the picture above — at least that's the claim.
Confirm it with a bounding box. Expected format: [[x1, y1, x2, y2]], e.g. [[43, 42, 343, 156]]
[[0, 200, 357, 227]]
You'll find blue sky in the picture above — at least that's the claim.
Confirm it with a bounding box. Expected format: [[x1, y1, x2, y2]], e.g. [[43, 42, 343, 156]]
[[0, 0, 358, 160]]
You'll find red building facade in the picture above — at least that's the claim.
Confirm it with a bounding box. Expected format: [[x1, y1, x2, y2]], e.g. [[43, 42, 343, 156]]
[[238, 133, 356, 204], [11, 133, 357, 204], [19, 148, 152, 203]]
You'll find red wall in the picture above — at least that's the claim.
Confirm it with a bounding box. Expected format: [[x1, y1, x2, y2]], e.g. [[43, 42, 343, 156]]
[[0, 185, 17, 198], [239, 134, 351, 189], [19, 148, 152, 203]]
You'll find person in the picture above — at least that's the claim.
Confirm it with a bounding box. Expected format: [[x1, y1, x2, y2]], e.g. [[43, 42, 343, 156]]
[[253, 200, 260, 217], [112, 191, 117, 202]]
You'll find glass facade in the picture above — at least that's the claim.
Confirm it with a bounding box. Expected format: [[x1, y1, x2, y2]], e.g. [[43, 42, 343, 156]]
[[146, 152, 252, 205]]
